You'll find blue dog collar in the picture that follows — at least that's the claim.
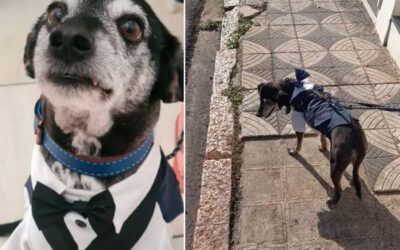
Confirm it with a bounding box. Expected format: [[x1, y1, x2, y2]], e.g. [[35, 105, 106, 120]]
[[33, 101, 154, 178]]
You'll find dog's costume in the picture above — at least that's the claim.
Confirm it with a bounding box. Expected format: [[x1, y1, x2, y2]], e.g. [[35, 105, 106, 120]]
[[290, 69, 355, 136], [1, 102, 183, 250]]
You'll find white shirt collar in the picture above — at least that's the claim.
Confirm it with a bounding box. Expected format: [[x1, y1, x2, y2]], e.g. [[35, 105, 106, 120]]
[[30, 141, 161, 233], [290, 77, 315, 101]]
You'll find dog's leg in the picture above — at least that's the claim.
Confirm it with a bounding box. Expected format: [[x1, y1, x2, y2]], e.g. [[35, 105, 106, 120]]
[[350, 157, 363, 200], [288, 132, 303, 155], [327, 150, 349, 209], [327, 160, 343, 209], [319, 134, 328, 152]]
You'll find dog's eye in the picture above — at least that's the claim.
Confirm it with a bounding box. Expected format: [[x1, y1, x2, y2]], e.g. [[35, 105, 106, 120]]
[[120, 20, 142, 42], [48, 7, 65, 25]]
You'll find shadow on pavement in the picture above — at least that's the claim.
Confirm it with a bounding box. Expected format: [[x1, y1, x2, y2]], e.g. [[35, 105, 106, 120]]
[[291, 153, 400, 249]]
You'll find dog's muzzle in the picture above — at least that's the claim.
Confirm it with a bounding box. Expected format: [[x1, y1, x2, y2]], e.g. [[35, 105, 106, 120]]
[[49, 16, 96, 64]]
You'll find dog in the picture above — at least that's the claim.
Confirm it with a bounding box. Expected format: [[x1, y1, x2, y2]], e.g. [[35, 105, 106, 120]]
[[256, 69, 367, 208], [0, 0, 183, 249]]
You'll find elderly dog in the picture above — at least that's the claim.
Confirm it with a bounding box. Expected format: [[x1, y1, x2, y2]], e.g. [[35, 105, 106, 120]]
[[256, 70, 367, 209], [0, 0, 183, 249]]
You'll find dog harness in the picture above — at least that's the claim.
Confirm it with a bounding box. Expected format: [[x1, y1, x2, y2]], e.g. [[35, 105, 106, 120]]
[[33, 100, 154, 178], [2, 142, 183, 250], [290, 69, 355, 136]]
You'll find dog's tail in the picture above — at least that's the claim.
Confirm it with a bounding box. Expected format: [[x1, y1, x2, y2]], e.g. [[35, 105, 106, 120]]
[[0, 220, 21, 236]]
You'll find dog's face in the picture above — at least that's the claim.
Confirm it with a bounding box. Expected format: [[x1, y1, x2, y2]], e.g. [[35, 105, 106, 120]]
[[256, 81, 291, 118], [24, 0, 182, 112]]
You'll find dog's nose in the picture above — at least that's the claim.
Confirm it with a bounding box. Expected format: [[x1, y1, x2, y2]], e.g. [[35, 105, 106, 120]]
[[49, 24, 94, 63]]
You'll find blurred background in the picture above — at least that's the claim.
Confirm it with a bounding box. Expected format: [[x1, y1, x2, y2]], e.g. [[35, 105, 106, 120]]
[[0, 0, 183, 248]]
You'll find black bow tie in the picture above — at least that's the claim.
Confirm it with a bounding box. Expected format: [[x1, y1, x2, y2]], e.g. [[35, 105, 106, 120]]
[[32, 182, 116, 250]]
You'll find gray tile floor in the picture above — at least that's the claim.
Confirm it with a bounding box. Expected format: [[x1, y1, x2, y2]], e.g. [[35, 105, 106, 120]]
[[240, 0, 400, 192], [0, 0, 183, 248]]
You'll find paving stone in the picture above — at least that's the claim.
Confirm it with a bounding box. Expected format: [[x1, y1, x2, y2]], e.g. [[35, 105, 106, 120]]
[[282, 137, 329, 166], [193, 159, 232, 250], [357, 49, 393, 66], [288, 200, 335, 241], [243, 53, 272, 70], [241, 70, 272, 89], [240, 6, 261, 19], [225, 0, 239, 9], [375, 195, 400, 239], [295, 24, 324, 38], [321, 13, 344, 24], [341, 12, 373, 24], [345, 23, 375, 36], [271, 39, 299, 53], [270, 25, 296, 39], [299, 12, 334, 24], [291, 1, 338, 14], [242, 140, 286, 168], [372, 157, 400, 192], [242, 90, 260, 112], [285, 164, 332, 200], [246, 0, 267, 8], [302, 52, 333, 68], [272, 52, 302, 68], [241, 111, 280, 137], [336, 1, 365, 12], [238, 204, 287, 244], [242, 168, 284, 203], [358, 110, 388, 130], [289, 241, 338, 250], [321, 23, 349, 37], [268, 14, 294, 26], [327, 196, 383, 241], [267, 2, 291, 14], [367, 65, 400, 83], [372, 84, 400, 105], [251, 12, 269, 26], [242, 27, 271, 54], [330, 50, 361, 67], [335, 238, 386, 250]]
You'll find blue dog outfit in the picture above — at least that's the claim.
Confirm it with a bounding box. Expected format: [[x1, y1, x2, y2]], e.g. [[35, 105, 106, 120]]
[[290, 69, 355, 136]]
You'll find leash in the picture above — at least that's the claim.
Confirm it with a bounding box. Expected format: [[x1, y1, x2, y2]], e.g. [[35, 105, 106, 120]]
[[166, 130, 184, 160], [317, 93, 400, 112]]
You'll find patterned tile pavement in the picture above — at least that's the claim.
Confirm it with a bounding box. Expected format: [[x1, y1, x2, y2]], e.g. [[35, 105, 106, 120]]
[[239, 0, 400, 192]]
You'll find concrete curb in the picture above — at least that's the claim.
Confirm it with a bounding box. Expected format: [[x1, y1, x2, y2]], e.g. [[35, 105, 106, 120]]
[[192, 5, 240, 250]]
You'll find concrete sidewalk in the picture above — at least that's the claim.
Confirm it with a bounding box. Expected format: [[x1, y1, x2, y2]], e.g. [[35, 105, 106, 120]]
[[233, 0, 400, 249]]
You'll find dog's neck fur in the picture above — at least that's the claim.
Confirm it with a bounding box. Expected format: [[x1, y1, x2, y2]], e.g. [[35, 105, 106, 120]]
[[39, 97, 161, 190], [278, 79, 295, 100]]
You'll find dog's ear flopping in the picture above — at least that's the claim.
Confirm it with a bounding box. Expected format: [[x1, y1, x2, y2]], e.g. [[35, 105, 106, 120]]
[[23, 15, 45, 79], [277, 91, 291, 114], [152, 31, 183, 103]]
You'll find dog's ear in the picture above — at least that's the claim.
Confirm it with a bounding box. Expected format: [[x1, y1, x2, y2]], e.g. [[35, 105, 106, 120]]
[[23, 15, 45, 79], [151, 31, 183, 103], [257, 83, 264, 93], [277, 91, 291, 114]]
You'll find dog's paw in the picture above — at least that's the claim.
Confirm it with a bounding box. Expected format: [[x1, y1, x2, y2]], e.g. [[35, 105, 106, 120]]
[[287, 148, 299, 155], [326, 199, 337, 210]]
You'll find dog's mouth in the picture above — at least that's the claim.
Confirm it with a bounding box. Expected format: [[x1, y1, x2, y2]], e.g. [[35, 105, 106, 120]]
[[256, 100, 277, 118], [47, 73, 112, 94]]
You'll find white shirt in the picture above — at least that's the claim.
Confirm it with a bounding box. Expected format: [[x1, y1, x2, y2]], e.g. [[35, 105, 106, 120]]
[[1, 142, 175, 250], [290, 78, 314, 133]]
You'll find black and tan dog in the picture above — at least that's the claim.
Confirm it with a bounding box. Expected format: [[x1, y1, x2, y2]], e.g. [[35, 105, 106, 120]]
[[0, 0, 183, 249], [256, 71, 367, 208]]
